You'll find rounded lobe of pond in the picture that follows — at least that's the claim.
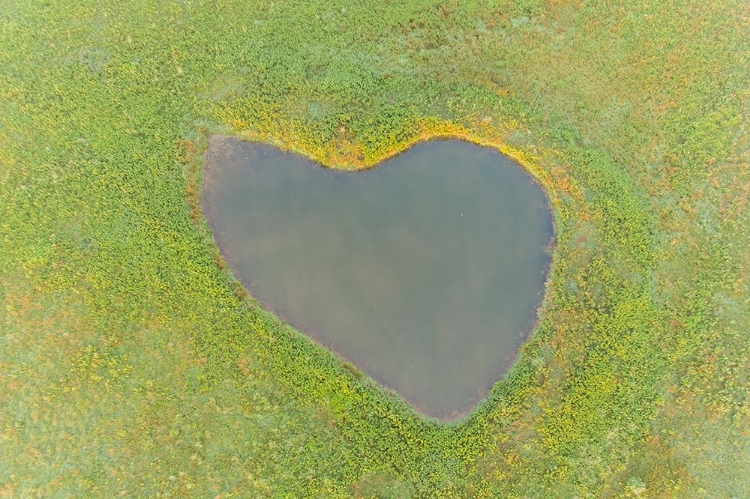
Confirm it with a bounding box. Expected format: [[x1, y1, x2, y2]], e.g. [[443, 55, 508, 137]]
[[201, 136, 554, 420]]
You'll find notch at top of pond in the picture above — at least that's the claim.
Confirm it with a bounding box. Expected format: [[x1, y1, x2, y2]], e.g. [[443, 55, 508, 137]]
[[200, 135, 554, 421]]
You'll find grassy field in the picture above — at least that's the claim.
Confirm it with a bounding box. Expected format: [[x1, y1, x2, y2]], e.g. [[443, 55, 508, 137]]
[[1, 0, 748, 497]]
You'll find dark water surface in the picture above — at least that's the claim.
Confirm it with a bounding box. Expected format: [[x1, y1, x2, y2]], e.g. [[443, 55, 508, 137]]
[[201, 136, 554, 420]]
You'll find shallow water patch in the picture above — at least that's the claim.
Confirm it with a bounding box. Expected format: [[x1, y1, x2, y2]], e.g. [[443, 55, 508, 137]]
[[201, 136, 553, 420]]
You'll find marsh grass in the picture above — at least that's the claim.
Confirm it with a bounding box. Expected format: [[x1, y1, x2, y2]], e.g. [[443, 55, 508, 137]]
[[0, 0, 748, 496]]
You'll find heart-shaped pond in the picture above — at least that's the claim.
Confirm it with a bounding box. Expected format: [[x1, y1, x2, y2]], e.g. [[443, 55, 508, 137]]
[[201, 135, 554, 420]]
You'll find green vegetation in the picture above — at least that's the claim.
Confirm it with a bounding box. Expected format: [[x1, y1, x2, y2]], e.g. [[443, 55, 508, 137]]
[[1, 0, 747, 496]]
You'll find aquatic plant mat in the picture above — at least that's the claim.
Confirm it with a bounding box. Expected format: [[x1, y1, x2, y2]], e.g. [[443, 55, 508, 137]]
[[1, 0, 747, 496]]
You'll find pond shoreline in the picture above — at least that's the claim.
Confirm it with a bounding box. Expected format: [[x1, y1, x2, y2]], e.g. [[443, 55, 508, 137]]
[[199, 134, 555, 420]]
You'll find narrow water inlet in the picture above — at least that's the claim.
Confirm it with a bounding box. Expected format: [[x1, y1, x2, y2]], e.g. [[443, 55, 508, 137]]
[[200, 135, 554, 420]]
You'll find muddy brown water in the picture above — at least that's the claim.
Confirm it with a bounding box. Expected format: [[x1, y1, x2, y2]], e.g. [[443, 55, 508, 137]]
[[201, 135, 554, 420]]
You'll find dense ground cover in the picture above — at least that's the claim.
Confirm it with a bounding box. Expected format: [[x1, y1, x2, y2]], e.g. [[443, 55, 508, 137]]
[[1, 0, 747, 496]]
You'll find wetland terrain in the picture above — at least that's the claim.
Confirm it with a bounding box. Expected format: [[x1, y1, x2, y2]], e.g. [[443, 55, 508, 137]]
[[0, 0, 747, 496]]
